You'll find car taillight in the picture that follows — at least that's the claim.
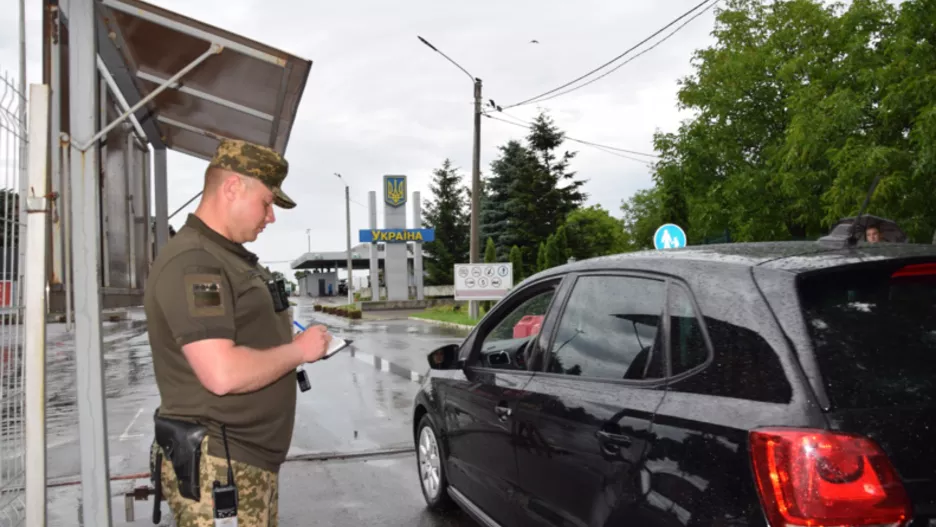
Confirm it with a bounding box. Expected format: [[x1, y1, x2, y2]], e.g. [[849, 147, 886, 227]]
[[749, 428, 912, 527], [891, 262, 936, 278]]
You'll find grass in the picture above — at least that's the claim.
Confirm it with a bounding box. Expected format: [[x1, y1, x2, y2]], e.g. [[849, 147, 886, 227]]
[[411, 303, 488, 327]]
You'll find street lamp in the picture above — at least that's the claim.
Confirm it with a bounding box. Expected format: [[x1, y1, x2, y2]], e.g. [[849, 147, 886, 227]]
[[305, 228, 311, 253], [335, 173, 354, 305], [418, 35, 482, 319]]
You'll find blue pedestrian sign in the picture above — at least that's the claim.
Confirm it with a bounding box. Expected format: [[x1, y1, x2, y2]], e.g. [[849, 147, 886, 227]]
[[654, 223, 687, 250]]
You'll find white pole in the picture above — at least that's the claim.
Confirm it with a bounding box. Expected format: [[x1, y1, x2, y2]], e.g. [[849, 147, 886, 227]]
[[24, 83, 51, 527], [68, 0, 114, 523], [345, 185, 353, 305]]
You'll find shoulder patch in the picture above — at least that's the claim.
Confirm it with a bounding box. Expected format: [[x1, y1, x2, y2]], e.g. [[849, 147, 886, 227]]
[[184, 272, 226, 317]]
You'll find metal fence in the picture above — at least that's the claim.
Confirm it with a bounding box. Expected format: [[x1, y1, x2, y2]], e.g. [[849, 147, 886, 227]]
[[0, 71, 27, 527]]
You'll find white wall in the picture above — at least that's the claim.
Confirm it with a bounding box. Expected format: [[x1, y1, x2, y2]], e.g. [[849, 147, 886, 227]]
[[299, 272, 339, 297]]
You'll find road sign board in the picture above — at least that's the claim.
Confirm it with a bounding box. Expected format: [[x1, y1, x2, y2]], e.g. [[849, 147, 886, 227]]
[[654, 223, 687, 250], [454, 263, 513, 301]]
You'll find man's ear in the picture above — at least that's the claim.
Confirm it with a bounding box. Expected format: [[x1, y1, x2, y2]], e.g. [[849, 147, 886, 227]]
[[220, 172, 246, 202]]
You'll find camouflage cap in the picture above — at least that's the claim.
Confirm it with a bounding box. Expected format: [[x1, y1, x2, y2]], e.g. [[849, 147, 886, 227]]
[[208, 138, 296, 209]]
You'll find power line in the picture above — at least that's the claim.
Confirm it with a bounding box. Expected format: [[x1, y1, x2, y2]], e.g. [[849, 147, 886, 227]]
[[501, 0, 716, 110], [483, 113, 656, 165], [484, 111, 659, 158], [529, 1, 719, 106]]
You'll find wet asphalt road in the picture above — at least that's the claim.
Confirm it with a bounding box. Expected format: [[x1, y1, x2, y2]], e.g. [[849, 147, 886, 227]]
[[44, 301, 478, 526]]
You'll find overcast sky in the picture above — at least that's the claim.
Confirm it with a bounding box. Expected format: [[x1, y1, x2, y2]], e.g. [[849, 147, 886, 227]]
[[1, 0, 719, 279]]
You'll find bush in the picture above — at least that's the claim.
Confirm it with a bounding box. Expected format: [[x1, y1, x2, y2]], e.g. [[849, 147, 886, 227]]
[[313, 304, 322, 312], [350, 310, 362, 320]]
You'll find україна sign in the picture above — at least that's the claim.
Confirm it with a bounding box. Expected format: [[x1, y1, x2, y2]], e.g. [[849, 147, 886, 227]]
[[359, 229, 436, 243]]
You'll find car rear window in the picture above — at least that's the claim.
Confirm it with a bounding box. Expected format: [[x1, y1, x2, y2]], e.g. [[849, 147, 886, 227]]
[[799, 261, 936, 410]]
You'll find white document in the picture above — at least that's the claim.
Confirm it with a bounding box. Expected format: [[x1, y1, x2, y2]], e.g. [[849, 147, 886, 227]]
[[322, 337, 352, 360]]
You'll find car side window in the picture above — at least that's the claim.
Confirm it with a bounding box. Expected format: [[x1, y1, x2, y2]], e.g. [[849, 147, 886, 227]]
[[665, 285, 793, 403], [475, 285, 557, 370], [545, 275, 666, 381], [669, 284, 710, 376], [667, 316, 793, 403]]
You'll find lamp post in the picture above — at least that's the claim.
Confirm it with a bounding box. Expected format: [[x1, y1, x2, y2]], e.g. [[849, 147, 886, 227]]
[[335, 173, 353, 305], [418, 35, 482, 319]]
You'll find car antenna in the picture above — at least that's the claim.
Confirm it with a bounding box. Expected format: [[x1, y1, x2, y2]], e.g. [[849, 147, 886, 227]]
[[846, 174, 883, 247]]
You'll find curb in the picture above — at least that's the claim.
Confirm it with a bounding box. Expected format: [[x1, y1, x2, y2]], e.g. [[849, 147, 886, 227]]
[[407, 317, 475, 331]]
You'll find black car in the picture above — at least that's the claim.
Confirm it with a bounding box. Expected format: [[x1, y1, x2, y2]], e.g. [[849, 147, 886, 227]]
[[412, 241, 935, 527]]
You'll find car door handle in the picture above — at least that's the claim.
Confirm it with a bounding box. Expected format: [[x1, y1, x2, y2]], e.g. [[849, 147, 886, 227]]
[[596, 430, 633, 448], [494, 403, 512, 420]]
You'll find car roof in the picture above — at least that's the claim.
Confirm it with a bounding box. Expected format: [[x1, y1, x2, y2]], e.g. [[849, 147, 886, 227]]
[[527, 241, 936, 282]]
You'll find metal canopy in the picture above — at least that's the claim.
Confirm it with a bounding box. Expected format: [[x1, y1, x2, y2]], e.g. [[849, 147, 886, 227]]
[[96, 0, 312, 159], [291, 244, 430, 270]]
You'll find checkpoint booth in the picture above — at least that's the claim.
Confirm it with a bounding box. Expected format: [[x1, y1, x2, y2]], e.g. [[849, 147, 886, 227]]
[[291, 243, 426, 299], [42, 0, 312, 315]]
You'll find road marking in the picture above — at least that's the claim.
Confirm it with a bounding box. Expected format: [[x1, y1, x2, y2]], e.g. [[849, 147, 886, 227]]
[[347, 348, 425, 385], [120, 408, 145, 441]]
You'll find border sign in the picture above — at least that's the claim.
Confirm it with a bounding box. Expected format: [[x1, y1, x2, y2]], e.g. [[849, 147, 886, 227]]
[[455, 263, 513, 301], [653, 223, 687, 250], [359, 228, 435, 243]]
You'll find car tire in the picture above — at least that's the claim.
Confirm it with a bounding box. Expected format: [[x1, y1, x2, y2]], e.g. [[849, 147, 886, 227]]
[[416, 414, 456, 511]]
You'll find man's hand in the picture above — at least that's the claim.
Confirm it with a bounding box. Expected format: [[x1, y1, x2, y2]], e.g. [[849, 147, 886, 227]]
[[295, 325, 332, 363]]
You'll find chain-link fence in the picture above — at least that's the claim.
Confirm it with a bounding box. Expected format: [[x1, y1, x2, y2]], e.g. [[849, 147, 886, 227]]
[[0, 70, 27, 527]]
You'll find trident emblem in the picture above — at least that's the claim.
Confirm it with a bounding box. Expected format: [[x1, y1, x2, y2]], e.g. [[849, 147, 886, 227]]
[[384, 175, 407, 207]]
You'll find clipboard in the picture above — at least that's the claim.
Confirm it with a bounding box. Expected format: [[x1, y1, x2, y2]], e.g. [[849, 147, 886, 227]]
[[294, 321, 353, 361]]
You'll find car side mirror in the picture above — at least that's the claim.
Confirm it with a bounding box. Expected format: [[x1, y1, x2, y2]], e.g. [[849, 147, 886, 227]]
[[427, 344, 462, 370]]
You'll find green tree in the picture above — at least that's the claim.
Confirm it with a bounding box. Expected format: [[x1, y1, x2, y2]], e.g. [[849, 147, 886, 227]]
[[481, 141, 536, 262], [623, 0, 936, 243], [553, 225, 570, 263], [621, 188, 664, 251], [484, 237, 497, 263], [483, 112, 588, 264], [562, 205, 629, 260], [545, 234, 564, 269], [536, 242, 547, 273], [481, 237, 498, 311], [509, 245, 524, 282], [423, 159, 470, 285], [526, 112, 588, 231]]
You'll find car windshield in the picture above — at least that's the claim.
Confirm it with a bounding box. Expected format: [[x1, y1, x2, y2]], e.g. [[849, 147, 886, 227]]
[[799, 261, 936, 410]]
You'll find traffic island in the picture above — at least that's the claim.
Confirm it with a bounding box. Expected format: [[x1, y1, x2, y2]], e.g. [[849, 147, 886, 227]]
[[409, 303, 484, 328], [359, 298, 453, 312]]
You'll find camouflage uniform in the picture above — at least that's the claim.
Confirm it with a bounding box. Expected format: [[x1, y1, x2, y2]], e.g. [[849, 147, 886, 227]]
[[145, 139, 297, 527]]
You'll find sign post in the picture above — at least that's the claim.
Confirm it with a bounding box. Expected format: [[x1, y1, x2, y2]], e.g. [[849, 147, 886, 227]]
[[653, 223, 687, 250], [454, 263, 513, 301]]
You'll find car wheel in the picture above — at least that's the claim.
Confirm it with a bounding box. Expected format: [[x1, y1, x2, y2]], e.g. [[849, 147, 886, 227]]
[[416, 414, 455, 510]]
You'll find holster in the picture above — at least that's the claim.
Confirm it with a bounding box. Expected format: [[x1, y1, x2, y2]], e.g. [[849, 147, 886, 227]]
[[153, 411, 207, 502], [148, 439, 162, 524]]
